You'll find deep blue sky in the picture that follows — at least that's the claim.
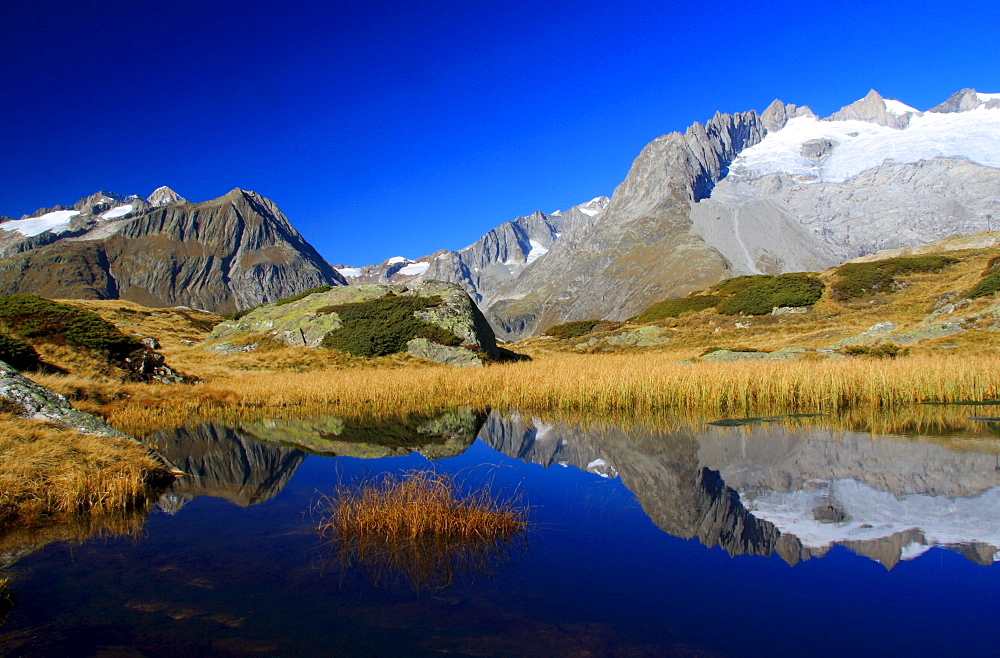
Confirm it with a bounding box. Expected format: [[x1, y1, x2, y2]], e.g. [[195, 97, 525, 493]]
[[3, 0, 998, 266]]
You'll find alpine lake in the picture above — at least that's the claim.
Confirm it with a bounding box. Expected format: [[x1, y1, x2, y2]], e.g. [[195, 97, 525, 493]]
[[2, 407, 1000, 657]]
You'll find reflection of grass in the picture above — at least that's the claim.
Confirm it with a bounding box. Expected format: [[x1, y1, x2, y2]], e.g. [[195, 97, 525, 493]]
[[0, 576, 14, 627], [317, 470, 527, 591]]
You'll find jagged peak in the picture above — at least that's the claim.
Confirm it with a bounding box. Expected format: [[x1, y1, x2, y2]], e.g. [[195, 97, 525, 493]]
[[826, 89, 913, 129], [147, 186, 186, 207], [761, 99, 816, 132], [929, 88, 1000, 113]]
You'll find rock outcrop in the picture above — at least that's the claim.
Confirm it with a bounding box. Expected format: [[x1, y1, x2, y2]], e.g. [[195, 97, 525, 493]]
[[0, 359, 178, 471], [207, 280, 499, 366], [0, 187, 345, 313]]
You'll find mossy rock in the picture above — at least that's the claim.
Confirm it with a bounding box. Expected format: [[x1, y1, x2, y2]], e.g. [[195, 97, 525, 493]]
[[207, 281, 499, 365]]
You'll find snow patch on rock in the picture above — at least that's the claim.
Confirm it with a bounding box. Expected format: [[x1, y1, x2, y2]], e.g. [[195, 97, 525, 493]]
[[1, 210, 81, 237], [730, 108, 1000, 184], [398, 261, 429, 276], [100, 204, 134, 220]]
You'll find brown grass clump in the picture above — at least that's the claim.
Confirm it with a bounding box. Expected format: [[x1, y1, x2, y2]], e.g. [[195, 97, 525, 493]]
[[0, 416, 172, 528], [317, 470, 527, 591]]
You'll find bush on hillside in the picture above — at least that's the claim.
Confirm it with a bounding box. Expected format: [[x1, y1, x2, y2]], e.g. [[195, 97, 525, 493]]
[[966, 257, 1000, 300], [0, 295, 143, 360], [716, 273, 825, 316], [543, 320, 602, 340], [831, 256, 960, 301], [319, 295, 461, 357], [0, 333, 40, 370], [841, 342, 908, 359], [275, 285, 334, 306], [634, 295, 719, 322]]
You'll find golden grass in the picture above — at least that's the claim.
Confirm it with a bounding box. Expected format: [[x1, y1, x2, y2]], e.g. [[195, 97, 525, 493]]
[[0, 415, 172, 528], [103, 352, 1000, 437], [317, 470, 527, 591]]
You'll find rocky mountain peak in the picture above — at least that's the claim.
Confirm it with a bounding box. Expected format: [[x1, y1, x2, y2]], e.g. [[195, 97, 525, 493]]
[[826, 89, 916, 129], [761, 99, 816, 132], [147, 186, 186, 207], [73, 191, 146, 217], [930, 88, 1000, 113]]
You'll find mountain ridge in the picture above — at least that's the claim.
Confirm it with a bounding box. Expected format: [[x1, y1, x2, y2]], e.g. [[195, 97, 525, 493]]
[[0, 187, 345, 312]]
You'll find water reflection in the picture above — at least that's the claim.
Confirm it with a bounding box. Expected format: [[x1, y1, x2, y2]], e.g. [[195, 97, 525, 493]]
[[147, 408, 487, 513], [479, 412, 1000, 568], [148, 423, 308, 513]]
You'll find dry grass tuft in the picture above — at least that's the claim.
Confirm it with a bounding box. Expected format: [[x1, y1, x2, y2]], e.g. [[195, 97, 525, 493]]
[[317, 470, 527, 591], [0, 415, 173, 528]]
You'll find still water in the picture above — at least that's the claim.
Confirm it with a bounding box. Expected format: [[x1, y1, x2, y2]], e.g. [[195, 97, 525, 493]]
[[2, 411, 1000, 656]]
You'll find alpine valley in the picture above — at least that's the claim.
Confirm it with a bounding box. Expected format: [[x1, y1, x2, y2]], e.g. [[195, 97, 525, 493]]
[[4, 88, 998, 337]]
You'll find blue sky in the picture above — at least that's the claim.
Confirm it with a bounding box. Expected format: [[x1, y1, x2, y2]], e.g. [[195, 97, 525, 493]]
[[3, 0, 998, 266]]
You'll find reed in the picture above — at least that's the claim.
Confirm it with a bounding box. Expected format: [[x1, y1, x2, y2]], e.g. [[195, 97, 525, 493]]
[[317, 470, 527, 591], [0, 416, 172, 528], [104, 352, 1000, 437]]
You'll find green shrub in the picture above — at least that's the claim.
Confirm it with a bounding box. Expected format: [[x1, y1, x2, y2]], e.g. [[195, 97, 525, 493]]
[[0, 295, 142, 360], [831, 256, 959, 301], [841, 342, 908, 358], [716, 273, 825, 316], [319, 295, 461, 357], [222, 308, 255, 322], [0, 333, 39, 370], [966, 257, 1000, 300], [275, 285, 334, 306], [700, 346, 762, 356], [543, 320, 602, 340], [634, 295, 719, 322], [967, 271, 1000, 300]]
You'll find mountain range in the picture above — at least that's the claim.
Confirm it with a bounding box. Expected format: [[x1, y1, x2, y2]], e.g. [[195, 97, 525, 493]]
[[341, 87, 1000, 337], [2, 88, 997, 330]]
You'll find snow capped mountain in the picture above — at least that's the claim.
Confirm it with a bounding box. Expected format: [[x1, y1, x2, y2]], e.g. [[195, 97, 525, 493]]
[[477, 87, 1000, 337], [147, 185, 186, 207], [729, 92, 1000, 184]]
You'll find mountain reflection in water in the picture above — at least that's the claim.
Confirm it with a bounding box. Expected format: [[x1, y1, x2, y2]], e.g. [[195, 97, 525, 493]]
[[4, 409, 1000, 656], [147, 411, 1000, 570], [480, 412, 1000, 568]]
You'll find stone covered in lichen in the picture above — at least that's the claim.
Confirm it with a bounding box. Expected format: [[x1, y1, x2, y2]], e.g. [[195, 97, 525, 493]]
[[205, 281, 499, 366]]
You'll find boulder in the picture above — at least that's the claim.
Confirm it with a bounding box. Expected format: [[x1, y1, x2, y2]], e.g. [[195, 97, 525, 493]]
[[207, 281, 499, 366]]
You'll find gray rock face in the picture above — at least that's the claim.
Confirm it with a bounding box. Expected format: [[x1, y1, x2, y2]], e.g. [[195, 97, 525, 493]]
[[0, 188, 345, 313], [826, 89, 915, 128], [760, 99, 816, 132], [691, 158, 1000, 272], [484, 110, 767, 336], [930, 88, 1000, 113]]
